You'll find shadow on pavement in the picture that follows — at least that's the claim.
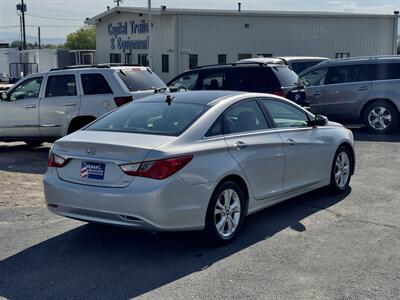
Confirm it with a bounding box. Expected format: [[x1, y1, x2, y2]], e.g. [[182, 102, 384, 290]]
[[351, 128, 400, 143], [0, 143, 50, 175], [0, 187, 351, 299]]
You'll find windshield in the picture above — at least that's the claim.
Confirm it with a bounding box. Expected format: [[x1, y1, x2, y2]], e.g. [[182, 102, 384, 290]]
[[168, 71, 199, 91], [117, 68, 167, 92], [86, 101, 207, 136]]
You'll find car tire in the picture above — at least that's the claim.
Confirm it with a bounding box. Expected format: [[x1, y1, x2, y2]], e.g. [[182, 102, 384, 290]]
[[24, 141, 43, 148], [329, 146, 353, 193], [363, 101, 399, 134], [202, 180, 246, 244]]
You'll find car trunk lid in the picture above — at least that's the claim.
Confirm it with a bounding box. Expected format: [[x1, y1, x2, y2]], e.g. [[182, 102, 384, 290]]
[[53, 130, 175, 187]]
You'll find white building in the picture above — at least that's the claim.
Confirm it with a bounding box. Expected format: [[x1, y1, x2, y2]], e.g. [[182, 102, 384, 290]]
[[87, 6, 399, 81]]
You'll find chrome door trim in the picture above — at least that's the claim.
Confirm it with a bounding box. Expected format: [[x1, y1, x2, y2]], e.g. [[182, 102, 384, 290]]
[[40, 124, 61, 128]]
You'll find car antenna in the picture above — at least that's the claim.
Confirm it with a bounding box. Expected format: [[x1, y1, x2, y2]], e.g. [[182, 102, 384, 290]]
[[165, 94, 175, 106]]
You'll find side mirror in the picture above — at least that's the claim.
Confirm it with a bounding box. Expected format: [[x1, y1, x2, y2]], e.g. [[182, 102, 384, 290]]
[[314, 115, 328, 127], [1, 92, 8, 101]]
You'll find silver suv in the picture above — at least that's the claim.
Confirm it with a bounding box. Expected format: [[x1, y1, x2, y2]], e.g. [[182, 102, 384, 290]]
[[0, 65, 167, 146], [300, 56, 400, 134]]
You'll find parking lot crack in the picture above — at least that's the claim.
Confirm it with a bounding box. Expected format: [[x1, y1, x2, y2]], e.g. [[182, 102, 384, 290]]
[[301, 204, 399, 230]]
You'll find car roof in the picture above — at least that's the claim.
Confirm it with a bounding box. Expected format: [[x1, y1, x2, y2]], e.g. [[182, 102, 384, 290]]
[[135, 90, 245, 106], [238, 56, 329, 64], [190, 62, 285, 71], [315, 55, 400, 67]]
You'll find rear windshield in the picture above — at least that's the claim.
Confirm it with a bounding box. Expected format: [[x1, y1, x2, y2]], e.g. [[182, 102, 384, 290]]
[[86, 101, 207, 136], [272, 66, 299, 87], [290, 61, 322, 74], [117, 68, 167, 92]]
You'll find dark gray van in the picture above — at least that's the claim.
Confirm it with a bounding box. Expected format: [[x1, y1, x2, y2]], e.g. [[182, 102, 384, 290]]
[[300, 56, 400, 134]]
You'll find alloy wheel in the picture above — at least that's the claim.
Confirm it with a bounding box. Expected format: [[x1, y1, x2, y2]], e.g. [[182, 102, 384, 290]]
[[214, 188, 241, 237], [368, 106, 392, 131], [334, 151, 350, 189]]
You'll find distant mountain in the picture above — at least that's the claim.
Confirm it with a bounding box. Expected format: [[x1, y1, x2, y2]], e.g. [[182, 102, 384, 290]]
[[0, 32, 65, 45]]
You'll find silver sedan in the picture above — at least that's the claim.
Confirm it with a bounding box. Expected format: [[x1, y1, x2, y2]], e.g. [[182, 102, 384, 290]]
[[44, 91, 355, 243]]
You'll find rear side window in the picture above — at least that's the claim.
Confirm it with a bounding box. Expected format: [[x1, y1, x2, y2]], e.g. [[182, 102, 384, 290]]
[[224, 100, 269, 134], [370, 63, 400, 80], [117, 68, 166, 92], [272, 66, 299, 87], [45, 75, 76, 97], [325, 64, 370, 85], [81, 73, 112, 95], [199, 69, 232, 90], [87, 101, 206, 136], [236, 67, 279, 92]]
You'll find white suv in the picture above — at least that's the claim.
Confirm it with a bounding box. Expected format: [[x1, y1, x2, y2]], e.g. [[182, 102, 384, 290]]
[[0, 65, 167, 146]]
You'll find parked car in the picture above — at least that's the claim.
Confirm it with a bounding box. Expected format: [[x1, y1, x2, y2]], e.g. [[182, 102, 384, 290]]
[[238, 56, 329, 74], [167, 63, 307, 106], [44, 91, 355, 243], [0, 64, 167, 146], [299, 56, 400, 134]]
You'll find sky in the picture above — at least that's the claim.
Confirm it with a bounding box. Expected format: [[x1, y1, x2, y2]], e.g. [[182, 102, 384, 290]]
[[0, 0, 399, 43]]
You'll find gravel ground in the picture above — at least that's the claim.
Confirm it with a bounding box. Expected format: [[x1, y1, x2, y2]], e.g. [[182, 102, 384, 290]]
[[0, 128, 399, 300]]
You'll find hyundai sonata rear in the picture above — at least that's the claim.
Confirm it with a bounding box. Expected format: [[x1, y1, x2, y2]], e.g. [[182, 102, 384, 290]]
[[44, 91, 354, 243]]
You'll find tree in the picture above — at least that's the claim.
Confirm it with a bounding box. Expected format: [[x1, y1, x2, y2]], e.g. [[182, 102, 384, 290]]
[[65, 26, 96, 50]]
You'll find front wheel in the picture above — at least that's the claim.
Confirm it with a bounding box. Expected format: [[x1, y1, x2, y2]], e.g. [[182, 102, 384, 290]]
[[329, 146, 353, 193], [203, 181, 246, 244]]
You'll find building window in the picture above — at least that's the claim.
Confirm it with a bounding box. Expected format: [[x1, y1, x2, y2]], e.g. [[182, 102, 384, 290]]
[[189, 54, 198, 69], [125, 53, 132, 64], [110, 53, 121, 63], [258, 54, 273, 57], [138, 54, 149, 66], [335, 53, 350, 59], [218, 54, 227, 65], [238, 53, 252, 60], [162, 54, 169, 73]]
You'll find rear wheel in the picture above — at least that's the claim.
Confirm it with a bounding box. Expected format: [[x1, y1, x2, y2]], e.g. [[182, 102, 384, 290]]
[[203, 181, 245, 244], [329, 146, 353, 193], [363, 101, 399, 134]]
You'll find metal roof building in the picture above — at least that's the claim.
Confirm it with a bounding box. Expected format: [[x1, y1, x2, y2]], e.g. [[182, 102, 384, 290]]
[[87, 6, 399, 81]]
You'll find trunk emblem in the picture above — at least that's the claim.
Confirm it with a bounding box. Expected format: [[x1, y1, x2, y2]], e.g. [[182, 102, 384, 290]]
[[87, 147, 96, 155]]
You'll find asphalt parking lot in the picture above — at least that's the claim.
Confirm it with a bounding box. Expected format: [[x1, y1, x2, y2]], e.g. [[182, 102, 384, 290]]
[[0, 128, 399, 300]]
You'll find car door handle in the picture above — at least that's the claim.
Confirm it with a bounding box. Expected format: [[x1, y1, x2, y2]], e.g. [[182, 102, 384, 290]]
[[233, 141, 247, 150], [25, 104, 36, 109], [358, 86, 369, 91], [313, 91, 322, 96], [286, 138, 295, 145], [65, 102, 77, 107]]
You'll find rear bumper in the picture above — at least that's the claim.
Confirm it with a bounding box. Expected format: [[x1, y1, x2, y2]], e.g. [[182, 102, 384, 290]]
[[44, 168, 214, 231]]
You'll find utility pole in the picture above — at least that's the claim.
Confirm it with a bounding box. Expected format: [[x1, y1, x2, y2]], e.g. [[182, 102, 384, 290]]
[[148, 0, 153, 69], [114, 0, 123, 7], [16, 0, 27, 50], [38, 26, 41, 49]]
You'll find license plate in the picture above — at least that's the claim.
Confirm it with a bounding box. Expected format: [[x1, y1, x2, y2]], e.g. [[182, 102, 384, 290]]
[[80, 161, 106, 180]]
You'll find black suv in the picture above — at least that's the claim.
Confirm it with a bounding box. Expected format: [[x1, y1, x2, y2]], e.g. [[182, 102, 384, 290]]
[[167, 63, 306, 105]]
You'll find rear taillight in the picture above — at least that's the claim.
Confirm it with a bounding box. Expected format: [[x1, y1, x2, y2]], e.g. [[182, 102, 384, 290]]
[[273, 90, 285, 97], [48, 151, 69, 168], [120, 155, 193, 180], [114, 96, 133, 107]]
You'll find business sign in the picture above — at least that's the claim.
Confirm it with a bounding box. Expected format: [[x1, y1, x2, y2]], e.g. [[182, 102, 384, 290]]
[[108, 20, 150, 52]]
